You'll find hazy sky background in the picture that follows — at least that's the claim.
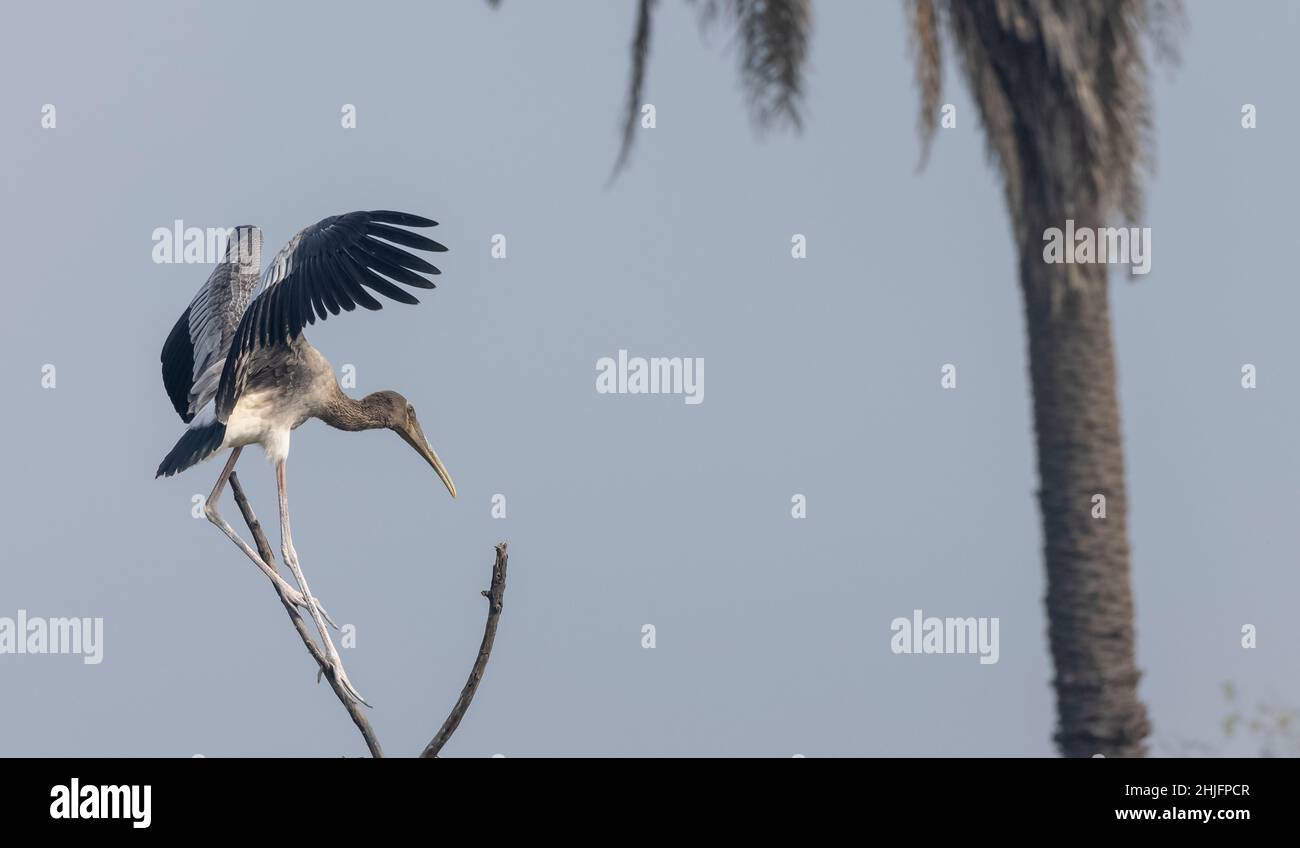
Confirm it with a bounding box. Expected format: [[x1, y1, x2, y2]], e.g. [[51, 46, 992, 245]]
[[1, 0, 1297, 756]]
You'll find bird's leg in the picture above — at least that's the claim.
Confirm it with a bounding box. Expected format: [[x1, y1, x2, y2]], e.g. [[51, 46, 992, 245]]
[[276, 459, 369, 707], [204, 448, 316, 617]]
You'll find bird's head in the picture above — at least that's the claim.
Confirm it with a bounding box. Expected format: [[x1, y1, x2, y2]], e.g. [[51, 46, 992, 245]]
[[364, 390, 457, 499]]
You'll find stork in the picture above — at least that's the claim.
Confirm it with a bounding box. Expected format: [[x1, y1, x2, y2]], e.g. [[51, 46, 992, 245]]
[[156, 210, 456, 705]]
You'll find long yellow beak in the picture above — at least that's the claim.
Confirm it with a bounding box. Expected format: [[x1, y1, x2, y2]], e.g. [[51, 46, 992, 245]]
[[398, 416, 457, 498]]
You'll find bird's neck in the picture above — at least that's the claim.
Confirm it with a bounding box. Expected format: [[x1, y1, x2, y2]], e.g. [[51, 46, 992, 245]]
[[319, 387, 387, 432]]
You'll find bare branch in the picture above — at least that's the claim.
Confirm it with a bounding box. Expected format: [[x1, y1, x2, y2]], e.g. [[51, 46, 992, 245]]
[[421, 543, 510, 758], [228, 471, 384, 758]]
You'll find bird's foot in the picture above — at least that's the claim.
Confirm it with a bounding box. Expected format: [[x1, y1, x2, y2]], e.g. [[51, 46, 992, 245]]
[[318, 653, 371, 708], [275, 580, 311, 612], [316, 599, 340, 631], [275, 576, 339, 630], [283, 551, 341, 632]]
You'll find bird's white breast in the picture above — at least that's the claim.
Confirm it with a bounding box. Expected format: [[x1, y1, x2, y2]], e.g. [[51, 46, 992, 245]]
[[220, 389, 301, 464]]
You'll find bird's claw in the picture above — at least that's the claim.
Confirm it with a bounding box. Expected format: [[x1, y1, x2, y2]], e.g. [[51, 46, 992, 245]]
[[319, 657, 371, 708], [277, 585, 338, 630], [317, 600, 340, 631], [279, 584, 309, 612]]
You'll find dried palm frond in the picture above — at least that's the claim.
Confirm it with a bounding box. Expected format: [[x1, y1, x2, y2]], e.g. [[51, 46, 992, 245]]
[[910, 0, 1183, 239], [729, 0, 813, 131], [907, 0, 943, 169], [611, 0, 660, 180], [613, 0, 813, 178]]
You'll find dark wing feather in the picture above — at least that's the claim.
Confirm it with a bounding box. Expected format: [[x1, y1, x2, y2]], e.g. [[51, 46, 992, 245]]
[[160, 227, 263, 422], [161, 306, 196, 420], [213, 211, 445, 422]]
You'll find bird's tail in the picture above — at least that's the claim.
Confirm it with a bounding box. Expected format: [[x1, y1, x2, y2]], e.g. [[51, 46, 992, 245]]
[[156, 419, 227, 478]]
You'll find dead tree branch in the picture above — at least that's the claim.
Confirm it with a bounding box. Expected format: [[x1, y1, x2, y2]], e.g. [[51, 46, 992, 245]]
[[226, 473, 507, 758], [228, 471, 384, 758], [421, 542, 510, 758]]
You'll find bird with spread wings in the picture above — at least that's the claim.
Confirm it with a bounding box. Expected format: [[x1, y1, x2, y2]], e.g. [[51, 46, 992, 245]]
[[157, 210, 455, 705]]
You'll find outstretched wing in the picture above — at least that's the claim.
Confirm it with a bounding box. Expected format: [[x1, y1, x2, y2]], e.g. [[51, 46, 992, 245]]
[[213, 210, 446, 423], [160, 226, 263, 422]]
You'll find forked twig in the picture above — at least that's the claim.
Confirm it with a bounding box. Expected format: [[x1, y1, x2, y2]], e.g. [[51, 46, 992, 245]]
[[421, 543, 510, 758]]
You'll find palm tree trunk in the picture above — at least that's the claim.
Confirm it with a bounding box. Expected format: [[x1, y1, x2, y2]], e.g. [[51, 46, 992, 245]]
[[1019, 252, 1151, 757]]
